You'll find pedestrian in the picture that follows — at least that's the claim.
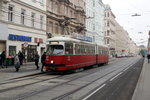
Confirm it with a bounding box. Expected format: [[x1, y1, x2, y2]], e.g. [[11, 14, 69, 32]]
[[18, 51, 24, 65], [14, 54, 20, 72], [1, 51, 7, 68], [41, 52, 46, 72], [147, 54, 150, 64], [34, 51, 39, 70]]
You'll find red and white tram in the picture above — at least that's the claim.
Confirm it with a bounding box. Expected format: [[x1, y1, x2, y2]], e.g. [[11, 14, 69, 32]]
[[45, 37, 109, 72]]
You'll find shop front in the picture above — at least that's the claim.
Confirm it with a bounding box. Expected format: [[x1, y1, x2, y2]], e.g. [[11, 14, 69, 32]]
[[8, 34, 46, 63]]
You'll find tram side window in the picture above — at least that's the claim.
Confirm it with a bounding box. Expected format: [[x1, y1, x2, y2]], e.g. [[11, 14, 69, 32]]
[[81, 45, 86, 54], [75, 44, 78, 54], [102, 48, 104, 55], [85, 45, 88, 54], [75, 44, 81, 55], [92, 46, 95, 54], [65, 43, 73, 55], [98, 47, 100, 54]]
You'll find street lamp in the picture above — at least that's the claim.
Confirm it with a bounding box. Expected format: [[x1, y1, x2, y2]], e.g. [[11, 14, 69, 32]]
[[86, 16, 94, 19], [131, 13, 141, 17], [138, 32, 143, 34]]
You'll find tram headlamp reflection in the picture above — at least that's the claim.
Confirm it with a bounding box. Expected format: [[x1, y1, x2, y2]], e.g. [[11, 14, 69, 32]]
[[51, 60, 54, 64]]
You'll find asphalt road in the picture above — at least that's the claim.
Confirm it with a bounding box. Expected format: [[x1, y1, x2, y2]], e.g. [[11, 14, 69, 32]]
[[0, 57, 143, 100], [84, 58, 144, 100]]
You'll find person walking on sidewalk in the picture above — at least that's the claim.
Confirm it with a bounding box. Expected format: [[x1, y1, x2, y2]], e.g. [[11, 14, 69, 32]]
[[41, 52, 46, 72], [14, 54, 20, 72], [18, 51, 24, 65], [1, 51, 7, 68], [34, 51, 39, 70], [147, 54, 150, 64]]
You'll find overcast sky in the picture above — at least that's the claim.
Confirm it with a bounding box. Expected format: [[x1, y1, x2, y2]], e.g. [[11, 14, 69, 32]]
[[103, 0, 150, 47]]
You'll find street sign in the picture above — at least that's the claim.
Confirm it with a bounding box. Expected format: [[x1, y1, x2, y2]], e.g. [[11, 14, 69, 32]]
[[23, 42, 28, 48]]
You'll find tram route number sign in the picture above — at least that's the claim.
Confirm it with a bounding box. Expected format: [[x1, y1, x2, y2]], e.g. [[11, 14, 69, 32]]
[[23, 43, 28, 48]]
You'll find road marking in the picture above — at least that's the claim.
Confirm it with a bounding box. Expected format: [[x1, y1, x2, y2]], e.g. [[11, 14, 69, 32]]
[[123, 67, 130, 71], [82, 84, 106, 100], [110, 72, 122, 81]]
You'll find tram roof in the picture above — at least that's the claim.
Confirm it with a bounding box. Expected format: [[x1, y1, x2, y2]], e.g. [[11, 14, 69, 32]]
[[47, 36, 80, 42], [47, 36, 108, 48]]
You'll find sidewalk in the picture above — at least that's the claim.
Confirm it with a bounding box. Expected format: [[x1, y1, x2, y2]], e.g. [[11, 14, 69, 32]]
[[0, 57, 119, 82], [132, 58, 150, 100], [0, 62, 42, 82]]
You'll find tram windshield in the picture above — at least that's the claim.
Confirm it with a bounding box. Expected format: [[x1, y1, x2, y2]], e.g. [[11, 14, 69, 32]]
[[46, 45, 64, 55]]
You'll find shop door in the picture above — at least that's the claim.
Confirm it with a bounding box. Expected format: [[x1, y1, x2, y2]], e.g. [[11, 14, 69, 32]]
[[27, 45, 37, 62]]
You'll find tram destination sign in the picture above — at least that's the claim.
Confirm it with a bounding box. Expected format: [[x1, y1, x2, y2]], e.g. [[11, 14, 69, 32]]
[[77, 35, 92, 42]]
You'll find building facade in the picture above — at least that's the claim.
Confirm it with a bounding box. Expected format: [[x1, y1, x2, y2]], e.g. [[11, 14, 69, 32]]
[[104, 4, 138, 57], [46, 0, 86, 38], [0, 0, 47, 62], [128, 38, 138, 56], [86, 0, 105, 44], [104, 5, 116, 56]]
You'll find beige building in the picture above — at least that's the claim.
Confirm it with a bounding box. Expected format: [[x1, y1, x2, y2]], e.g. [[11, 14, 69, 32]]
[[128, 38, 138, 56], [104, 5, 116, 56], [104, 5, 138, 57], [115, 23, 129, 56], [46, 0, 86, 38]]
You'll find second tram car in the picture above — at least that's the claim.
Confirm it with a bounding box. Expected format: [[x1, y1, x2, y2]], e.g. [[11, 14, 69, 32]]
[[45, 37, 109, 72]]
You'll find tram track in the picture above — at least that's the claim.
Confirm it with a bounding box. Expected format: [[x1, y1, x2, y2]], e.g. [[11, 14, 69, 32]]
[[0, 73, 63, 93], [50, 58, 141, 100], [8, 58, 140, 100]]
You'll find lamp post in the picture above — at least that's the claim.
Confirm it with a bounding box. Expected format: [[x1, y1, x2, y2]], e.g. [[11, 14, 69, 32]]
[[131, 13, 141, 17]]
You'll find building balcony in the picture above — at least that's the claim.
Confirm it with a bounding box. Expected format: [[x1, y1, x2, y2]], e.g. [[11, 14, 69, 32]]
[[58, 0, 70, 4], [104, 35, 115, 40], [76, 6, 85, 13], [2, 0, 11, 4]]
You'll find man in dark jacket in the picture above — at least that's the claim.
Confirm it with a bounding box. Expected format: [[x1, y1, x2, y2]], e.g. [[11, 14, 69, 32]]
[[35, 51, 40, 70], [147, 54, 150, 64], [18, 51, 24, 65], [41, 52, 46, 72]]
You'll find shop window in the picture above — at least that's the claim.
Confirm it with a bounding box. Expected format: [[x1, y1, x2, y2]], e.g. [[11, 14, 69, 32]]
[[9, 46, 16, 56]]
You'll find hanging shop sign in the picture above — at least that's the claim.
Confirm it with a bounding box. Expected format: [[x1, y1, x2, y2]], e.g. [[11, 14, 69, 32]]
[[34, 38, 43, 43], [9, 34, 32, 42]]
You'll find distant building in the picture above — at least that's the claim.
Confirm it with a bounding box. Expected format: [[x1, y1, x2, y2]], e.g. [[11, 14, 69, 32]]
[[0, 0, 47, 62], [104, 5, 116, 56], [86, 0, 105, 44], [128, 38, 138, 56], [104, 5, 138, 57]]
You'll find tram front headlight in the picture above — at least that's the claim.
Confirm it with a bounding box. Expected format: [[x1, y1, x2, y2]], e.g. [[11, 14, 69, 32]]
[[51, 60, 54, 64]]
